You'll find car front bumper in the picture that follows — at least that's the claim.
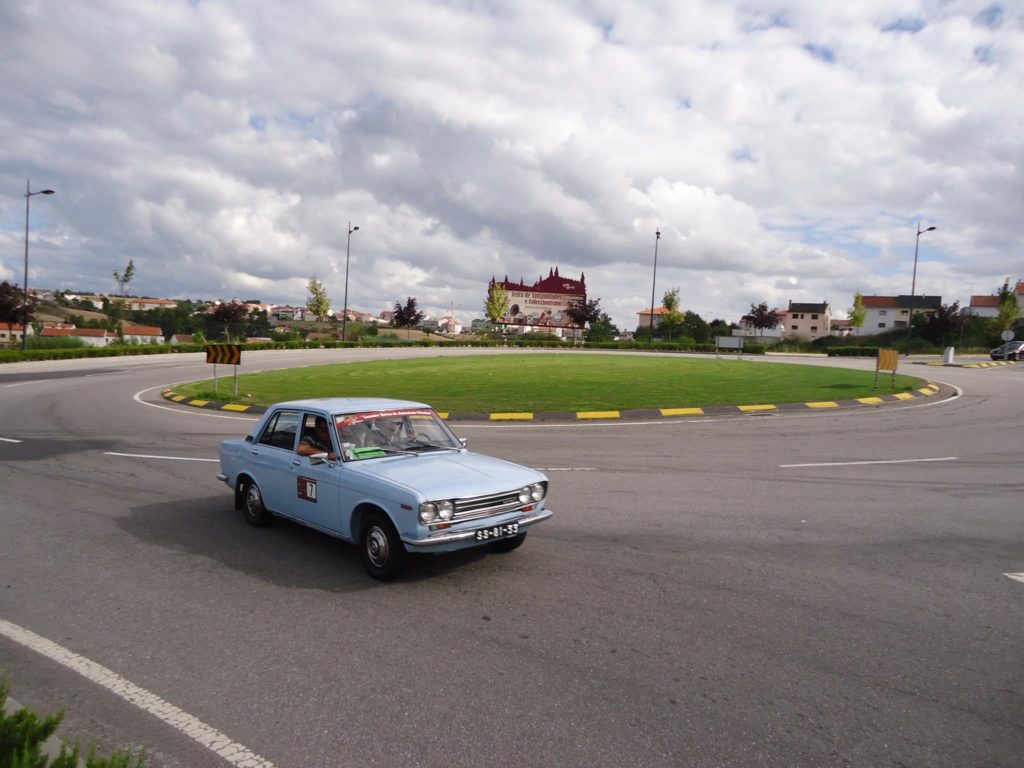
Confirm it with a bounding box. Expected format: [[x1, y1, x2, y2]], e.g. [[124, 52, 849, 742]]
[[400, 508, 553, 550]]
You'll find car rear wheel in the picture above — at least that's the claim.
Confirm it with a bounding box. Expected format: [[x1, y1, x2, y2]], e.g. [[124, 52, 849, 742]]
[[361, 512, 407, 581], [488, 532, 527, 553], [241, 479, 273, 527]]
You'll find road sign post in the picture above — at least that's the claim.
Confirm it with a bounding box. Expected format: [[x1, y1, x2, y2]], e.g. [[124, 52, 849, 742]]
[[205, 345, 242, 396], [876, 348, 898, 389]]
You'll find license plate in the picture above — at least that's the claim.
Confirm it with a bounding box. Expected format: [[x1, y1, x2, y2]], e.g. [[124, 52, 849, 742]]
[[475, 522, 520, 541]]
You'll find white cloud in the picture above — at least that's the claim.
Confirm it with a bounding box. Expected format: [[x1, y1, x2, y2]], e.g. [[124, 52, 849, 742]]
[[1, 0, 1022, 332]]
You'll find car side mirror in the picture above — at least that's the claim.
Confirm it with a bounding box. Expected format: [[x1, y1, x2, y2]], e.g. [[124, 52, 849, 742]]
[[459, 438, 468, 448], [244, 435, 254, 443]]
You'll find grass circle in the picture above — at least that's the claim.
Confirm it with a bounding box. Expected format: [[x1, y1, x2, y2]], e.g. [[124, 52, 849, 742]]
[[174, 353, 924, 412]]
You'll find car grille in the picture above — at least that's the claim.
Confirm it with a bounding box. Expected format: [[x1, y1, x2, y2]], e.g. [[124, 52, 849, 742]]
[[453, 489, 523, 522]]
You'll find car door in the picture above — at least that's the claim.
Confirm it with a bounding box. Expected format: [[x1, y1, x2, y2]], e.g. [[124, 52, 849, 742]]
[[285, 412, 344, 533], [248, 409, 302, 514]]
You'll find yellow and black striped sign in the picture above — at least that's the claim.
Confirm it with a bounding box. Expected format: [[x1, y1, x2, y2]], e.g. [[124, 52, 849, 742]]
[[206, 344, 242, 365], [877, 348, 899, 372]]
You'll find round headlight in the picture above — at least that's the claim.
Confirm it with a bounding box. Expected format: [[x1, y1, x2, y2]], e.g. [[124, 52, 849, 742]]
[[530, 483, 545, 501], [418, 502, 438, 524], [438, 500, 455, 520], [518, 487, 531, 504]]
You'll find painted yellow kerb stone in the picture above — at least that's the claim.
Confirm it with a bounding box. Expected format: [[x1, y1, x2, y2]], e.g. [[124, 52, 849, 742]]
[[577, 410, 621, 419], [660, 407, 705, 416], [738, 404, 776, 412], [857, 397, 884, 404], [189, 400, 209, 407], [490, 412, 533, 421], [221, 404, 250, 412], [806, 401, 839, 409], [893, 392, 915, 400]]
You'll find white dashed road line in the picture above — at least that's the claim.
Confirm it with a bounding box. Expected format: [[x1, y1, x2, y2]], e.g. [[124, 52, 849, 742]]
[[104, 452, 218, 462], [0, 618, 276, 768], [1005, 573, 1024, 584], [0, 437, 23, 443], [780, 457, 958, 469]]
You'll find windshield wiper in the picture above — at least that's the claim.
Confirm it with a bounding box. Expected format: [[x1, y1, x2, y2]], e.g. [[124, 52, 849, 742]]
[[411, 440, 461, 453]]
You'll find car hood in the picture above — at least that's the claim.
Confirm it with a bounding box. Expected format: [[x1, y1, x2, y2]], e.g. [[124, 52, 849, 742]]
[[345, 451, 544, 500]]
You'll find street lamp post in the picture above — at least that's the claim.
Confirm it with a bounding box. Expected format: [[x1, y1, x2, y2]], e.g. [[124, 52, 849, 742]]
[[648, 229, 661, 344], [341, 221, 359, 342], [22, 180, 55, 351], [904, 222, 936, 357]]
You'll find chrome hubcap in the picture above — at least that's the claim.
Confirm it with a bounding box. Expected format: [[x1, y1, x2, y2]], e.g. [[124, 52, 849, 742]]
[[366, 526, 389, 568], [245, 485, 260, 514]]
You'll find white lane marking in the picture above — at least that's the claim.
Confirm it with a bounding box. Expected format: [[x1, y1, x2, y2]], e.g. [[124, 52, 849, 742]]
[[0, 437, 23, 443], [0, 618, 276, 768], [780, 457, 958, 468], [105, 452, 218, 463], [133, 384, 257, 420], [1005, 573, 1024, 584], [535, 467, 594, 471]]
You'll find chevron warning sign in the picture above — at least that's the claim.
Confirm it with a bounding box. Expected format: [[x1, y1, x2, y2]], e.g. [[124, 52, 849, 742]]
[[876, 348, 898, 372], [206, 344, 242, 365]]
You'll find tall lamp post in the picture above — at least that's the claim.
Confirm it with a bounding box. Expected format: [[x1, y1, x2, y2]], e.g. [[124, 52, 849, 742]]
[[341, 221, 359, 342], [904, 222, 936, 357], [23, 180, 56, 351], [648, 229, 661, 344]]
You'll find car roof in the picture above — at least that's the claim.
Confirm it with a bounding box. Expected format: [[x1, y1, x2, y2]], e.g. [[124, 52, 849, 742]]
[[270, 397, 432, 414]]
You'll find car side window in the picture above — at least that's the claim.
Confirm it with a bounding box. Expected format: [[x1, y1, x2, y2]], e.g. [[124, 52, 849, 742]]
[[257, 410, 301, 450]]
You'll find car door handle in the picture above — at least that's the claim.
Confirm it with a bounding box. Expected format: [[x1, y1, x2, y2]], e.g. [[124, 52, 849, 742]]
[[290, 459, 302, 467]]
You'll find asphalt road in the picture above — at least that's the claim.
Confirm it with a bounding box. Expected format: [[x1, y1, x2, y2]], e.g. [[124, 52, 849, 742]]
[[1, 349, 1022, 768]]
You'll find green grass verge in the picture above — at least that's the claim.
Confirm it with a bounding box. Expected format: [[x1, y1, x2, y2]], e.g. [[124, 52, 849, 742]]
[[173, 354, 925, 412]]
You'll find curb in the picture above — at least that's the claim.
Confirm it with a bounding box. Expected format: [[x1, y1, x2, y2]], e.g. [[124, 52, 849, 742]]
[[162, 382, 945, 422], [917, 360, 1020, 368]]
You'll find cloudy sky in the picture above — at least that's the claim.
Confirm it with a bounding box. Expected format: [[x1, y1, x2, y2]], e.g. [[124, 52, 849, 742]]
[[1, 1, 1022, 331]]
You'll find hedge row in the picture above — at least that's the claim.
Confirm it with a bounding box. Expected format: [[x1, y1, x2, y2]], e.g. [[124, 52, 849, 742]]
[[826, 346, 881, 357], [1, 338, 767, 363]]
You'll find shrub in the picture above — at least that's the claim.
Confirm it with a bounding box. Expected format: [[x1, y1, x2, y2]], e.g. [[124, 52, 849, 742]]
[[0, 681, 145, 767]]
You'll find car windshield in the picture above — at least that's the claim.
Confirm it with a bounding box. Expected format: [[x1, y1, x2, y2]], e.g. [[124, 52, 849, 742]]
[[334, 408, 462, 461]]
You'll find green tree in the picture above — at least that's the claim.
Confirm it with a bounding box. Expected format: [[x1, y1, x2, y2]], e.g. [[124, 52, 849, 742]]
[[659, 288, 684, 340], [680, 310, 711, 343], [919, 301, 963, 345], [585, 312, 619, 342], [306, 276, 332, 332], [112, 259, 135, 297], [849, 292, 867, 333], [484, 282, 509, 328], [996, 278, 1020, 333]]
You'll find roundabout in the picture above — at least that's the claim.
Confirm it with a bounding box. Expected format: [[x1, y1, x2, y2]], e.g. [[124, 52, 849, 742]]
[[1, 347, 1021, 768]]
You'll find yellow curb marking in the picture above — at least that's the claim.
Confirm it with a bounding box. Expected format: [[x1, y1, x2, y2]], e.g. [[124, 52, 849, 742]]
[[435, 412, 449, 419], [857, 397, 884, 404], [171, 395, 188, 402], [489, 412, 534, 421], [893, 392, 915, 400], [660, 407, 705, 416], [577, 410, 621, 419], [806, 401, 839, 409], [189, 400, 210, 406], [738, 404, 776, 412], [221, 404, 250, 412]]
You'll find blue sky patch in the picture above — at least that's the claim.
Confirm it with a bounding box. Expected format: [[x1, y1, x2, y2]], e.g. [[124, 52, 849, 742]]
[[882, 17, 925, 33], [803, 43, 835, 63]]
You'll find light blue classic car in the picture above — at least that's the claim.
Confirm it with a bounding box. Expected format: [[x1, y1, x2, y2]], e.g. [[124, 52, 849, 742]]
[[218, 397, 552, 580]]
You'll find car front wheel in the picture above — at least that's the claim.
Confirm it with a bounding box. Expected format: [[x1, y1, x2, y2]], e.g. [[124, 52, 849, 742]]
[[241, 480, 273, 527], [361, 512, 407, 581]]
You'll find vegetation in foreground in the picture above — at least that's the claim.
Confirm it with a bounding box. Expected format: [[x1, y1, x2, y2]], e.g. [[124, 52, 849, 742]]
[[174, 354, 924, 412], [0, 681, 144, 767]]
